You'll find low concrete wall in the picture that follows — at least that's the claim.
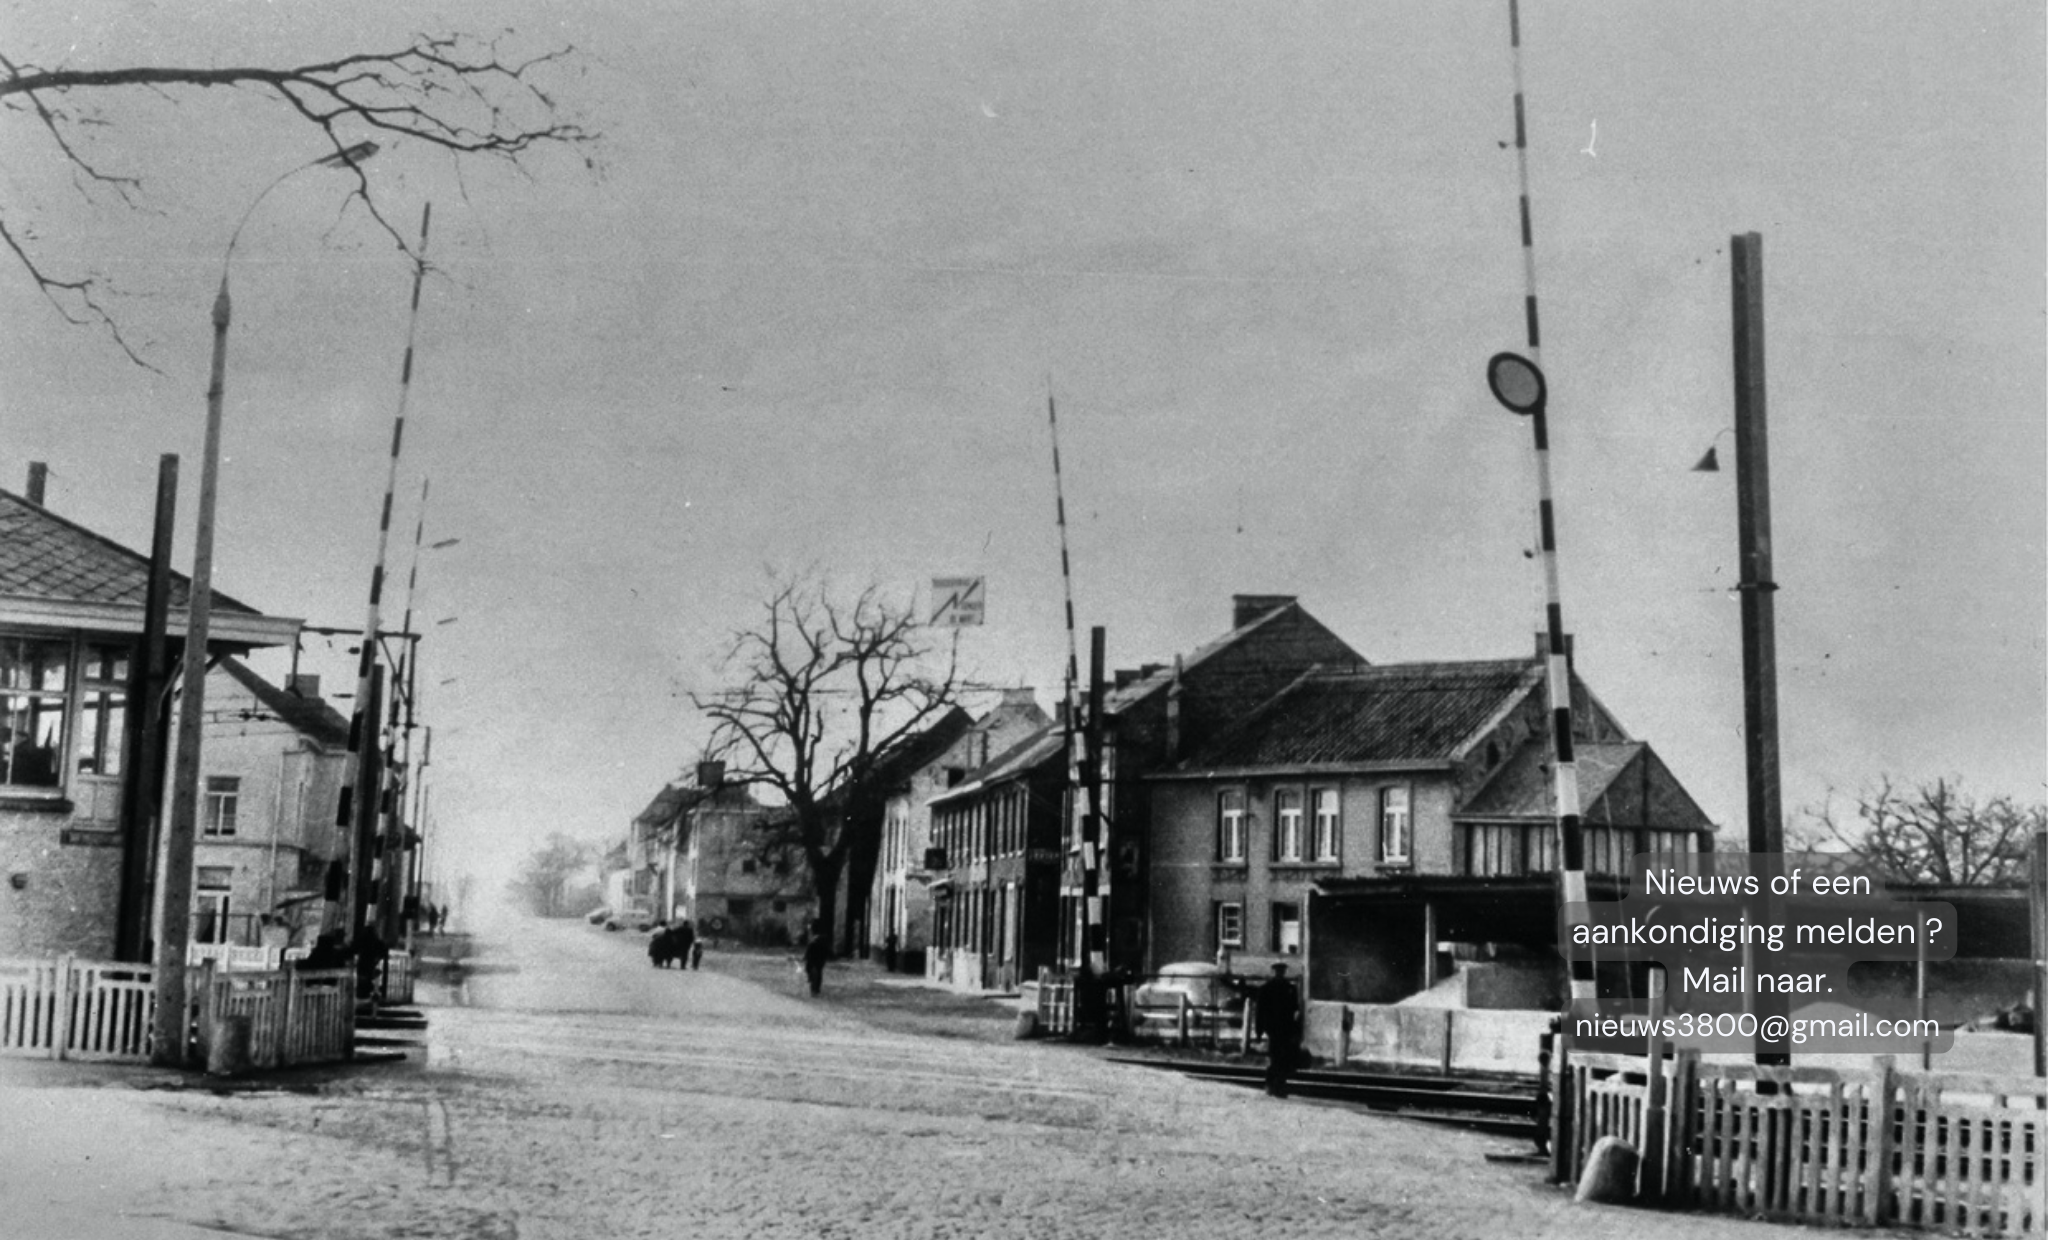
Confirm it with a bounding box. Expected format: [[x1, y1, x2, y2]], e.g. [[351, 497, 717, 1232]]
[[1308, 1000, 1549, 1077]]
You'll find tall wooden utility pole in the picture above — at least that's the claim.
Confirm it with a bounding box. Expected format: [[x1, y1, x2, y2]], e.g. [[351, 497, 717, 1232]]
[[118, 455, 177, 962], [1732, 231, 1789, 1067], [154, 283, 230, 1066]]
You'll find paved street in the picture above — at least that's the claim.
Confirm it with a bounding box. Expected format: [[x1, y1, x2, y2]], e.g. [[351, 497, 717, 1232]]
[[1, 918, 1844, 1239]]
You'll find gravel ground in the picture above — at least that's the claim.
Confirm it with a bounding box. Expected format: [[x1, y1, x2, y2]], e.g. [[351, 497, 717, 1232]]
[[0, 920, 1878, 1239]]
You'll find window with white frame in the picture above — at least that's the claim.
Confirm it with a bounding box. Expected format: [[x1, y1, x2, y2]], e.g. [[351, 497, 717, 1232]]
[[1379, 785, 1411, 864], [77, 645, 127, 776], [1215, 901, 1244, 949], [203, 775, 240, 837], [0, 635, 69, 789], [194, 865, 233, 944], [1273, 788, 1304, 862], [1311, 788, 1340, 862], [1216, 788, 1247, 862]]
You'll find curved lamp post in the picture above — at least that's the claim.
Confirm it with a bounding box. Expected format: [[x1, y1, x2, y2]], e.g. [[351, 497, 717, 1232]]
[[153, 143, 378, 1067]]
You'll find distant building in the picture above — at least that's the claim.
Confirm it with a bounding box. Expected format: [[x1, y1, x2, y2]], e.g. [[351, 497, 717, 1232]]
[[185, 661, 350, 949], [1147, 641, 1716, 1006], [0, 486, 299, 959], [681, 790, 809, 945]]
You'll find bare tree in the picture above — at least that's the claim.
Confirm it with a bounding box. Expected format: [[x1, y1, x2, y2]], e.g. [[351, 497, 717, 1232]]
[[1799, 776, 2043, 887], [694, 576, 960, 953], [507, 833, 597, 919], [1, 33, 595, 362]]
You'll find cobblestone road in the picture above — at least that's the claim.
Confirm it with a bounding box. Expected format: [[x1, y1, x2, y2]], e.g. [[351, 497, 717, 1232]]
[[0, 918, 1848, 1239]]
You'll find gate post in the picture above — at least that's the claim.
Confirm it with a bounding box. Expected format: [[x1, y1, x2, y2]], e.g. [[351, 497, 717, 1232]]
[[1867, 1056, 1896, 1226], [52, 954, 76, 1061]]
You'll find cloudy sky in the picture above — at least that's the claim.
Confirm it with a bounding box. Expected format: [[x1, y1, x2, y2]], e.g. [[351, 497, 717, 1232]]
[[2, 2, 2041, 903]]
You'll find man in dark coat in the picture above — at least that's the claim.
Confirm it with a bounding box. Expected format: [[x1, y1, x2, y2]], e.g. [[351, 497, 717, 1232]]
[[1254, 962, 1303, 1098], [802, 923, 831, 996], [674, 920, 698, 970]]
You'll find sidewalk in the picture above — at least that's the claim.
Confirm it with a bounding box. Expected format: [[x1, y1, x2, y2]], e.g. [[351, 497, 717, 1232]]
[[0, 1060, 278, 1239]]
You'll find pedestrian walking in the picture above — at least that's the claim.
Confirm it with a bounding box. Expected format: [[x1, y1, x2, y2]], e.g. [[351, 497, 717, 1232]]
[[1254, 962, 1302, 1098], [802, 924, 831, 996], [674, 920, 698, 970]]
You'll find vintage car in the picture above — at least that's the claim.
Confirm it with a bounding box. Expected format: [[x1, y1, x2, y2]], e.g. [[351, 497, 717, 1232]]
[[1128, 961, 1252, 1040]]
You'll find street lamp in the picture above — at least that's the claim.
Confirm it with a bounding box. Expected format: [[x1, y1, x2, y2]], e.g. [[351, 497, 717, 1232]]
[[153, 143, 377, 1067]]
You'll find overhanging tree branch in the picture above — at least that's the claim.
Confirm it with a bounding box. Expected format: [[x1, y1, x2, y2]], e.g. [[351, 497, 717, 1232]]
[[1, 32, 597, 362]]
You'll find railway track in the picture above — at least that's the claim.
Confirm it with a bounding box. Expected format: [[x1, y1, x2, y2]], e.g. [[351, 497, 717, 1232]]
[[1107, 1056, 1546, 1142]]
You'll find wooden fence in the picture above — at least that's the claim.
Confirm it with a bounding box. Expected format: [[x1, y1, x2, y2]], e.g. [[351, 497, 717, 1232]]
[[375, 950, 415, 1005], [1566, 1050, 2045, 1236], [0, 956, 353, 1069], [194, 965, 354, 1069], [188, 943, 284, 971]]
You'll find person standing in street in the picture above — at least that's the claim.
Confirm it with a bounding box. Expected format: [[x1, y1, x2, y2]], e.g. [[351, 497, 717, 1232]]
[[802, 922, 831, 996], [1254, 962, 1302, 1098]]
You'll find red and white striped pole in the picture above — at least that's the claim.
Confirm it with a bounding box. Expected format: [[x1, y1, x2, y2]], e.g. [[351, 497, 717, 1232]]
[[1503, 0, 1587, 1005], [1047, 389, 1104, 973], [1492, 0, 1592, 1178], [330, 202, 432, 939]]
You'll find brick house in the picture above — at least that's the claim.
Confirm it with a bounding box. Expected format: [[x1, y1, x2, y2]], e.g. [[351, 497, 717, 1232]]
[[925, 723, 1065, 991], [186, 660, 350, 949], [1061, 594, 1363, 973], [1146, 643, 1716, 1006], [0, 488, 299, 959]]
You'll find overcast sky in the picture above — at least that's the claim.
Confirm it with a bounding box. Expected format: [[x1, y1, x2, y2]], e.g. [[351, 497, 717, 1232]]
[[3, 2, 2041, 904]]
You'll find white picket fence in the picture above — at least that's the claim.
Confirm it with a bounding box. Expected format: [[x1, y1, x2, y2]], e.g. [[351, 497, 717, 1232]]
[[187, 942, 284, 971], [0, 955, 353, 1068], [0, 956, 162, 1061]]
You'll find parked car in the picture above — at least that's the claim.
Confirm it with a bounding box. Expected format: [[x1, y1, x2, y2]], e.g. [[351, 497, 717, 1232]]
[[584, 906, 612, 925], [1129, 961, 1251, 1040], [604, 903, 657, 933]]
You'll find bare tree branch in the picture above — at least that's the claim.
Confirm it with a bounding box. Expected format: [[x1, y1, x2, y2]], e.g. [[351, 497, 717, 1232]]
[[1, 32, 597, 361], [691, 574, 962, 948], [1798, 776, 2042, 886]]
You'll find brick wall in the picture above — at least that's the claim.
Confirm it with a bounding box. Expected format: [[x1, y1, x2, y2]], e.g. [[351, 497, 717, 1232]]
[[0, 805, 122, 958]]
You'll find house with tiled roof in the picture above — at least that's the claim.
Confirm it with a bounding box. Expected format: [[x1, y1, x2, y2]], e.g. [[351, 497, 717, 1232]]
[[1145, 638, 1716, 1006], [1060, 594, 1363, 974], [925, 722, 1066, 990], [187, 659, 351, 949], [0, 486, 300, 959], [857, 692, 1047, 975]]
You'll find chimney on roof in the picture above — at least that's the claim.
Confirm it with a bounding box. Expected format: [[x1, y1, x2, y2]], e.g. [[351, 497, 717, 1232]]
[[998, 686, 1037, 711], [1232, 594, 1297, 628], [1165, 655, 1185, 760], [25, 463, 47, 506], [287, 673, 321, 698], [1534, 632, 1575, 667]]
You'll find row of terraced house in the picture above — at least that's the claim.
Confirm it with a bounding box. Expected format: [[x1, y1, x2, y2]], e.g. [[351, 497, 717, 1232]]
[[865, 592, 1720, 1014]]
